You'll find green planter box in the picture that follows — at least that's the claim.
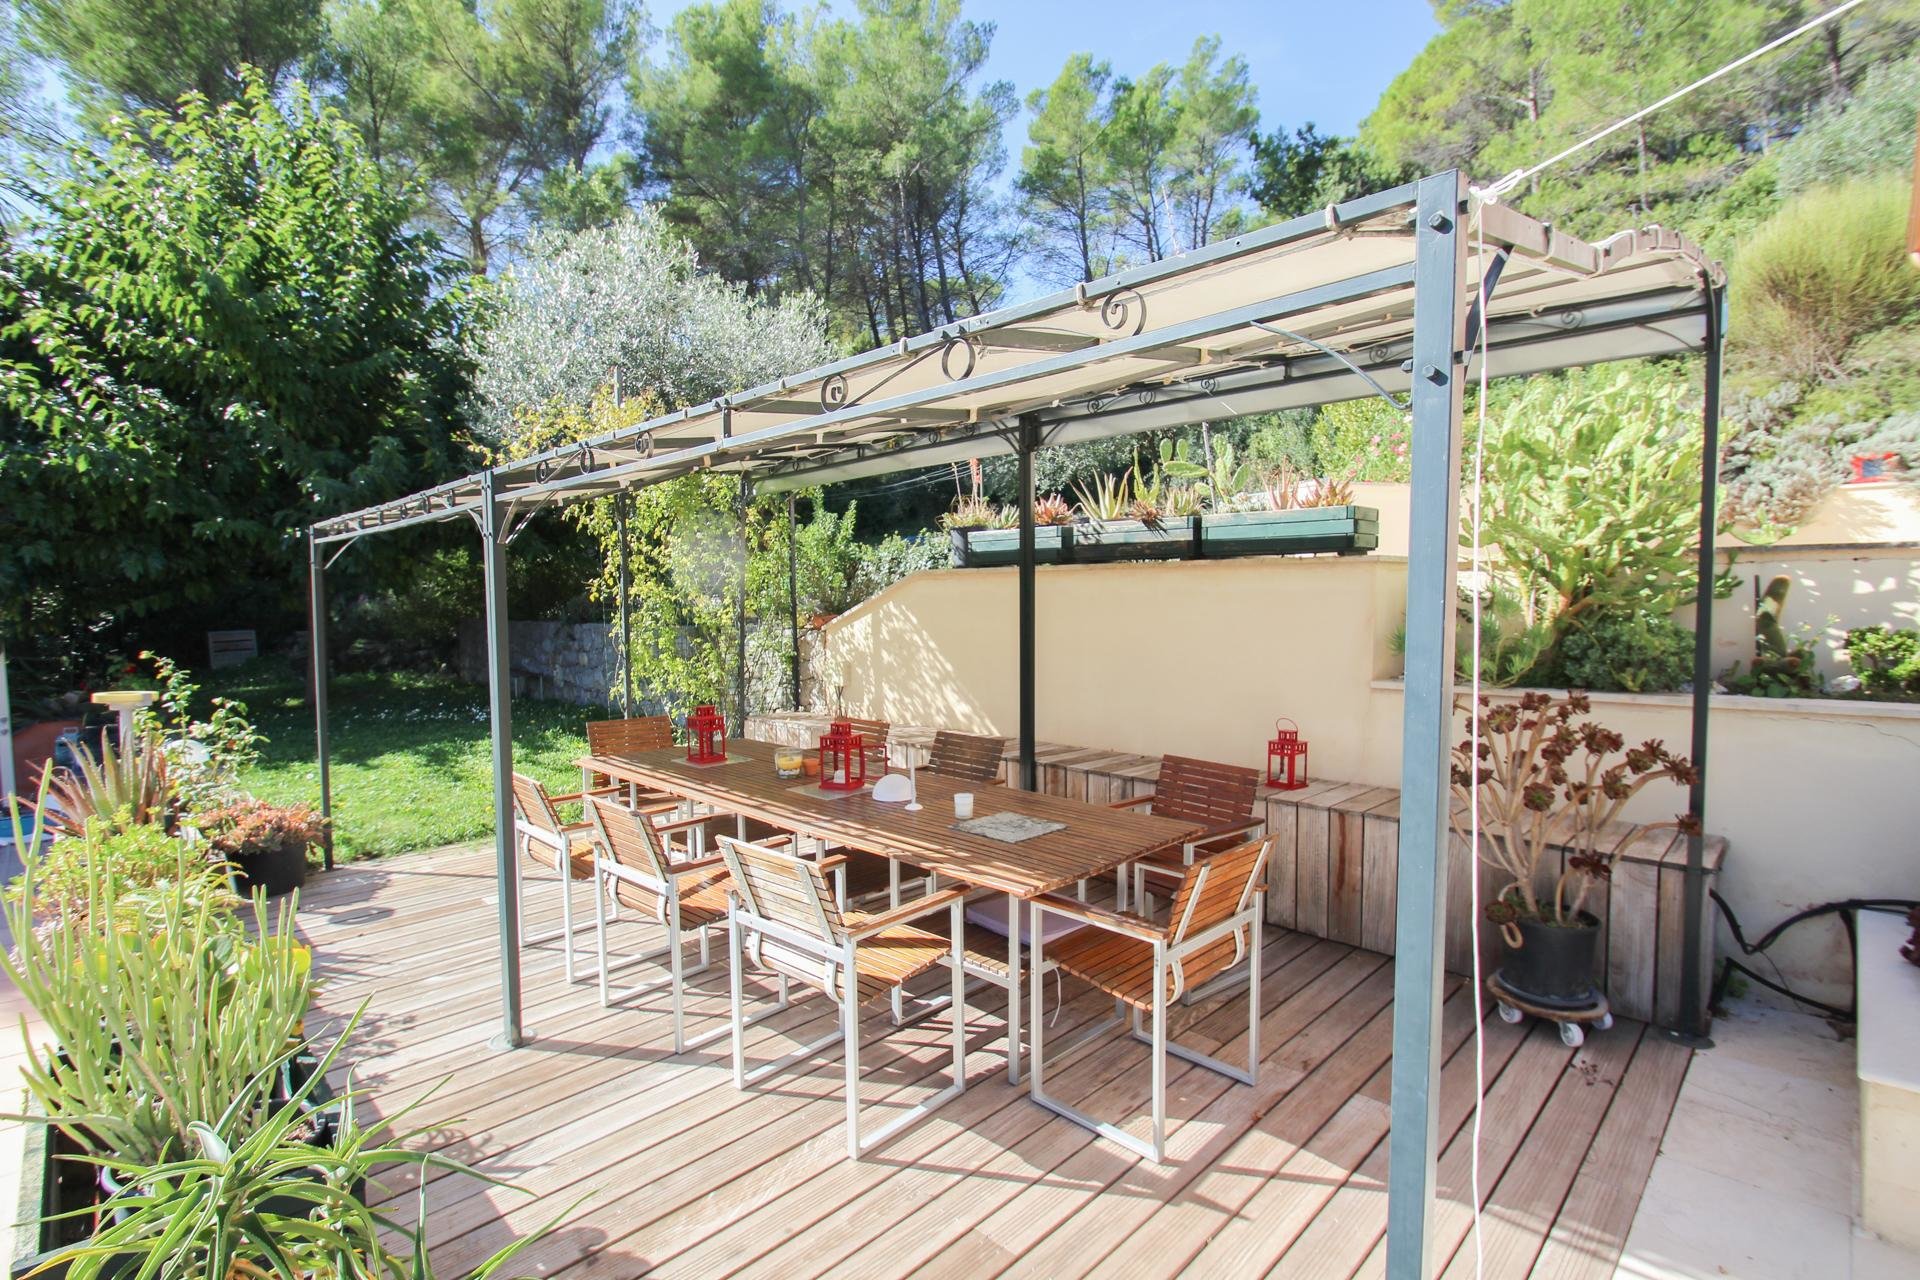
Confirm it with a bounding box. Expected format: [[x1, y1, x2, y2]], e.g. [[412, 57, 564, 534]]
[[948, 526, 1075, 568], [948, 508, 1377, 568], [1199, 506, 1378, 557]]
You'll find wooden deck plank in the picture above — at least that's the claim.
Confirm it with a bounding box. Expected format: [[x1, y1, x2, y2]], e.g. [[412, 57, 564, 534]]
[[1527, 1034, 1691, 1280], [265, 843, 1688, 1280]]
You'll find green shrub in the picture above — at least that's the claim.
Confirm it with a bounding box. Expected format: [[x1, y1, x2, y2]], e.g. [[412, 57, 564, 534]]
[[1470, 364, 1702, 685], [5, 816, 232, 930], [1539, 608, 1697, 693], [1845, 625, 1920, 698], [1778, 55, 1920, 197], [1731, 176, 1920, 379]]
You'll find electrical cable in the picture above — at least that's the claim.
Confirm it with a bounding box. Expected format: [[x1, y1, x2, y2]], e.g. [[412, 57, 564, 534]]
[[1708, 892, 1918, 1021]]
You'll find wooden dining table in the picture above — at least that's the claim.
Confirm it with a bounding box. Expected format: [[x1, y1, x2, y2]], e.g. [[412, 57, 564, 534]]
[[580, 737, 1202, 1082]]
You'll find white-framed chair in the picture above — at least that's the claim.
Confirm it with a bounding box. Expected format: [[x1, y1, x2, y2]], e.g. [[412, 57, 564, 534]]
[[510, 772, 623, 983], [586, 794, 801, 1053], [718, 834, 970, 1160], [1028, 837, 1271, 1163]]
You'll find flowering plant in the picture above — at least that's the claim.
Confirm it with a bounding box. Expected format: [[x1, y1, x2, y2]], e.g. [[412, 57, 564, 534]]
[[1450, 691, 1697, 928]]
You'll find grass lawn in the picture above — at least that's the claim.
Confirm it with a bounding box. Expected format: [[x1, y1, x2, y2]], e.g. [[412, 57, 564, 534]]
[[209, 662, 599, 861]]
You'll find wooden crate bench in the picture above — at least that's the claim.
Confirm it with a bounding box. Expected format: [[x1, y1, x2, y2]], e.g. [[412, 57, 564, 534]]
[[744, 715, 1724, 1029]]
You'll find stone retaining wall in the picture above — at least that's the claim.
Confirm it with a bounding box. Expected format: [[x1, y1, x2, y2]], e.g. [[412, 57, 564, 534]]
[[457, 619, 623, 708]]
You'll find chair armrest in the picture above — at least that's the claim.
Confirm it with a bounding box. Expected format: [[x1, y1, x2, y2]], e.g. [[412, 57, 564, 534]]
[[1031, 893, 1165, 943], [666, 854, 729, 876], [1107, 795, 1154, 811], [847, 887, 969, 939], [1184, 819, 1265, 854], [550, 786, 622, 805], [649, 813, 714, 835]]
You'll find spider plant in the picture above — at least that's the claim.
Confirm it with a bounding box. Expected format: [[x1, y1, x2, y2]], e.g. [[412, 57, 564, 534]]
[[28, 1018, 566, 1280], [1072, 472, 1130, 521], [46, 731, 172, 835], [2, 824, 313, 1170]]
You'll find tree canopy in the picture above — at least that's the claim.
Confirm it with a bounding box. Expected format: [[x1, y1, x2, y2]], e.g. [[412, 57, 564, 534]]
[[0, 75, 478, 655]]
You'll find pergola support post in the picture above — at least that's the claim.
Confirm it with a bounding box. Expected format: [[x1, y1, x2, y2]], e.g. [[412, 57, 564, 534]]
[[788, 493, 801, 709], [307, 533, 333, 869], [1016, 417, 1039, 791], [616, 491, 634, 718], [1674, 283, 1726, 1045], [736, 477, 752, 737], [480, 470, 524, 1049], [1385, 169, 1467, 1280]]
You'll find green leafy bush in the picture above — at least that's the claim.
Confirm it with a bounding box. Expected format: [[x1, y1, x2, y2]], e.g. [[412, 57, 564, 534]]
[[1539, 608, 1697, 693], [1778, 55, 1920, 197], [1731, 176, 1920, 379], [1467, 365, 1702, 685], [1845, 625, 1920, 698], [6, 816, 232, 931]]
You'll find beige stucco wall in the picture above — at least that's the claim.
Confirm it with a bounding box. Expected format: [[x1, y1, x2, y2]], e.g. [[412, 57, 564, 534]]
[[814, 556, 1405, 783], [818, 549, 1920, 1007]]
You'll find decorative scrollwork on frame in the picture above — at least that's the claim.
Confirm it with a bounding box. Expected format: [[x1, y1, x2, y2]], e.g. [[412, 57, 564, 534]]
[[820, 372, 851, 413], [1099, 287, 1147, 337], [532, 456, 557, 484], [573, 440, 599, 473], [1554, 308, 1585, 330], [940, 335, 979, 382], [637, 431, 655, 459]]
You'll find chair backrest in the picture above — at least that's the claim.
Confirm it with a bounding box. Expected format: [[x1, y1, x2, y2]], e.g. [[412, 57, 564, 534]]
[[842, 717, 891, 771], [585, 794, 673, 920], [718, 836, 847, 994], [926, 730, 1007, 783], [1166, 837, 1272, 994], [1148, 755, 1261, 829], [511, 772, 564, 838], [586, 715, 676, 757]]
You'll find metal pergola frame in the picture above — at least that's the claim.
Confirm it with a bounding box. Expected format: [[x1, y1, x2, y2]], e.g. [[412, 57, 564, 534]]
[[305, 171, 1725, 1279]]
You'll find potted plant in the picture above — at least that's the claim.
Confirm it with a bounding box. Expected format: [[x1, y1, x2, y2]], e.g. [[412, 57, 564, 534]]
[[1451, 691, 1697, 1006], [2, 825, 316, 1232], [199, 798, 327, 897]]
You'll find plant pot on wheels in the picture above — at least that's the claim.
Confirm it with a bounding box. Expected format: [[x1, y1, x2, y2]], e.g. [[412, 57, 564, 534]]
[[1495, 912, 1602, 1005]]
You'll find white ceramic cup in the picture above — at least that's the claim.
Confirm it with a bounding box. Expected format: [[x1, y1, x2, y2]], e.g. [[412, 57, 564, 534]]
[[954, 792, 975, 820]]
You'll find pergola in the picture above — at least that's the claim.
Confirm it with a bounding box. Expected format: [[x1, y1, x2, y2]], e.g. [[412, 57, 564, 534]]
[[306, 171, 1725, 1279]]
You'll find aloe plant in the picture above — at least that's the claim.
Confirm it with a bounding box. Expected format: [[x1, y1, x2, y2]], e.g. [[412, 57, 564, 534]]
[[2, 821, 313, 1169], [1072, 472, 1130, 521], [46, 731, 173, 835]]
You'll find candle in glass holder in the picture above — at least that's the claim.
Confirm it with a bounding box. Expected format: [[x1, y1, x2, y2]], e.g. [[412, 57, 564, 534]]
[[954, 792, 975, 820], [773, 748, 804, 779]]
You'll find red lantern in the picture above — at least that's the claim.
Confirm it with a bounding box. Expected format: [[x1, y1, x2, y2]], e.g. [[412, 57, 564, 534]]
[[1267, 717, 1308, 790], [818, 720, 867, 792], [686, 704, 727, 765]]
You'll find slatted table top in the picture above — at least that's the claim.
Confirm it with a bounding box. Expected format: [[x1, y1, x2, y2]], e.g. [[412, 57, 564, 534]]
[[582, 738, 1202, 898]]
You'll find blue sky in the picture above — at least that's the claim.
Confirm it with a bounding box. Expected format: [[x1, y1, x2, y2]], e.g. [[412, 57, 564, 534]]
[[651, 0, 1441, 138]]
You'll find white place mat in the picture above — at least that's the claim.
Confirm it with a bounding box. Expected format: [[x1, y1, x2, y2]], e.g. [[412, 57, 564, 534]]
[[788, 781, 873, 801], [670, 756, 735, 769], [952, 812, 1065, 843]]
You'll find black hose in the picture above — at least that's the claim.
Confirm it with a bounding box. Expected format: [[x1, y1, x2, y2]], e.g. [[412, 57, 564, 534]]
[[1708, 890, 1919, 1022]]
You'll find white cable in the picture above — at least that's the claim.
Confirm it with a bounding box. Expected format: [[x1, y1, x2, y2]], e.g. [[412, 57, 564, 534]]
[[1471, 0, 1871, 204], [1466, 206, 1491, 1280]]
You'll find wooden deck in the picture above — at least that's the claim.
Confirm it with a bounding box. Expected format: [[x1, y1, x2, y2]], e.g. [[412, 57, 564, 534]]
[[297, 843, 1689, 1279]]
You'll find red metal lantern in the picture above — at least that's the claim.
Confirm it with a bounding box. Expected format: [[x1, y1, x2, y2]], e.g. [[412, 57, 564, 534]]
[[818, 720, 868, 792], [1267, 717, 1308, 790], [686, 704, 727, 765]]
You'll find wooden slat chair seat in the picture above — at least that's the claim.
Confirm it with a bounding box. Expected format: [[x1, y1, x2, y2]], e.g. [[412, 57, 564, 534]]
[[1111, 754, 1265, 912], [719, 835, 970, 1159], [587, 795, 787, 1052], [841, 716, 893, 774], [1030, 837, 1272, 1163], [926, 730, 1007, 784]]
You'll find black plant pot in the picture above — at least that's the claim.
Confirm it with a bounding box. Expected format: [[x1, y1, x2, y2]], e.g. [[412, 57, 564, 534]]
[[233, 841, 309, 898], [1495, 913, 1602, 1008]]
